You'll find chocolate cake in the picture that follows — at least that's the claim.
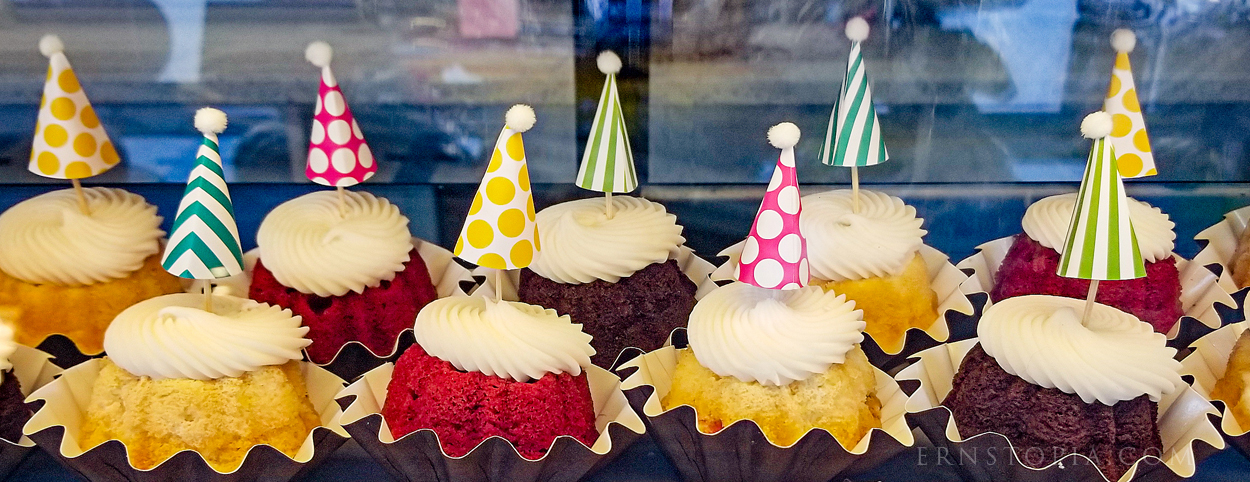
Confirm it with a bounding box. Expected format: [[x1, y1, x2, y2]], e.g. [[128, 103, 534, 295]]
[[517, 259, 697, 368], [943, 345, 1162, 480], [382, 345, 598, 459], [0, 371, 26, 442], [991, 234, 1183, 333], [250, 248, 439, 363]]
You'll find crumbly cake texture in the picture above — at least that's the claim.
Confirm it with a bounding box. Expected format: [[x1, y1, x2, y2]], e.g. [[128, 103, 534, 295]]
[[943, 345, 1162, 481], [1230, 226, 1250, 289], [662, 346, 881, 448], [815, 253, 938, 350], [0, 371, 28, 442], [0, 254, 182, 354], [1212, 329, 1250, 429], [992, 234, 1183, 333], [250, 248, 439, 363], [517, 259, 697, 368], [381, 345, 598, 460], [80, 359, 321, 472]]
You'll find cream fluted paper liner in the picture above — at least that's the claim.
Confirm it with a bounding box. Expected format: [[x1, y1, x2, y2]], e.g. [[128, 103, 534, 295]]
[[898, 338, 1225, 482], [617, 345, 913, 482], [1191, 205, 1250, 299], [958, 236, 1235, 344], [1178, 321, 1250, 456], [24, 359, 349, 480], [715, 242, 975, 369], [335, 362, 645, 482]]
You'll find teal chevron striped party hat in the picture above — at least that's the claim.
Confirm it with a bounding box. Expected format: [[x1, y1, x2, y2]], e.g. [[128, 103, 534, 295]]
[[1057, 111, 1145, 281], [819, 17, 888, 168], [576, 50, 637, 193], [161, 108, 244, 279]]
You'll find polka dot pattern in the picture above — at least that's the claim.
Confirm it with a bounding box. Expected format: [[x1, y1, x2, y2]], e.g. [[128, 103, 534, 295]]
[[1103, 52, 1155, 178], [29, 52, 117, 179], [306, 64, 376, 187], [735, 145, 807, 290], [456, 122, 539, 270]]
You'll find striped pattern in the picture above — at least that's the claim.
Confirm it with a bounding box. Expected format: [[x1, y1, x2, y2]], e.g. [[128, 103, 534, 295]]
[[1056, 139, 1145, 280], [819, 41, 888, 167], [161, 134, 244, 279], [576, 73, 637, 193]]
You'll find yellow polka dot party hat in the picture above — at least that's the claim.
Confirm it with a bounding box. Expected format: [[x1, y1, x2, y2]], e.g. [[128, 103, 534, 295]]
[[454, 104, 539, 270], [29, 35, 119, 180], [1103, 29, 1156, 178]]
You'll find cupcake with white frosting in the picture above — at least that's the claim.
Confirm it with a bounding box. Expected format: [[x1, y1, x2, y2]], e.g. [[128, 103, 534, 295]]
[[0, 188, 183, 355], [249, 190, 442, 365], [988, 193, 1183, 333], [516, 195, 700, 368]]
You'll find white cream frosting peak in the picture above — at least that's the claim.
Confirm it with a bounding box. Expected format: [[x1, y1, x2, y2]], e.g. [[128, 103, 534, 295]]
[[687, 282, 865, 386], [414, 296, 595, 382], [1022, 193, 1174, 263], [800, 189, 926, 282], [103, 293, 311, 381], [528, 196, 684, 284], [978, 295, 1183, 405], [0, 188, 163, 286], [256, 190, 413, 297]]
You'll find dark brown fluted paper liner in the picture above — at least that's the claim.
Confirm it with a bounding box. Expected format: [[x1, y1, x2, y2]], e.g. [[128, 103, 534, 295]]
[[24, 359, 350, 481], [0, 345, 62, 479], [901, 339, 1225, 482], [233, 238, 476, 382], [619, 346, 914, 482], [473, 246, 720, 371], [958, 236, 1238, 351], [337, 363, 646, 482], [715, 243, 977, 370], [1179, 321, 1250, 461]]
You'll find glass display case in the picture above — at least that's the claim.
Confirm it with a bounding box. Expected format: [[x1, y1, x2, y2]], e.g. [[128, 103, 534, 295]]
[[2, 0, 1250, 480]]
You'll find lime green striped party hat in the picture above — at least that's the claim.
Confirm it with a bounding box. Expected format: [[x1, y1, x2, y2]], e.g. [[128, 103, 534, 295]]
[[160, 108, 244, 279], [819, 17, 888, 168], [1056, 111, 1145, 281], [575, 50, 637, 193]]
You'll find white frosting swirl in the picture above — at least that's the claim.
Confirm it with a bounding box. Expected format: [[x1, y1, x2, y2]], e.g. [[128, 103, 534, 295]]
[[0, 188, 163, 286], [415, 296, 594, 382], [528, 196, 685, 283], [103, 293, 311, 381], [687, 282, 866, 386], [1022, 193, 1174, 263], [979, 295, 1183, 405], [800, 189, 926, 282], [256, 191, 413, 297]]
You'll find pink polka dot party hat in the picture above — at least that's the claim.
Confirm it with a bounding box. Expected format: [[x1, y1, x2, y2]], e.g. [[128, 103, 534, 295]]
[[734, 122, 809, 290], [304, 41, 376, 187]]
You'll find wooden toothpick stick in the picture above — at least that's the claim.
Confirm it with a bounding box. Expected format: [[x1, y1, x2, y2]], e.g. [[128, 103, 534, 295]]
[[337, 186, 348, 217], [203, 282, 214, 313], [605, 191, 615, 219], [495, 269, 504, 303], [1081, 279, 1099, 325], [71, 179, 90, 215], [850, 166, 861, 214]]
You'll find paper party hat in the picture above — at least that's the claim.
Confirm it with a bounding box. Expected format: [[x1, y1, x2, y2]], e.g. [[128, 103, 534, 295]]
[[305, 41, 376, 187], [454, 105, 539, 270], [576, 50, 637, 193], [29, 35, 120, 180], [735, 122, 809, 290], [1056, 111, 1145, 281], [1103, 29, 1155, 178], [161, 108, 245, 279], [818, 17, 888, 168]]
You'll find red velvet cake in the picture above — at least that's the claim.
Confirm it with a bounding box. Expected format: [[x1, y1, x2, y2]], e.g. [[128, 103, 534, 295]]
[[991, 234, 1182, 333], [382, 344, 598, 459], [250, 248, 439, 363]]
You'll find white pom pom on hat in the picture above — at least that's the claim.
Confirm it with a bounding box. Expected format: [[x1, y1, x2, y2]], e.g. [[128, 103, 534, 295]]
[[845, 17, 870, 42], [39, 34, 64, 58], [305, 41, 333, 68], [195, 108, 229, 135], [1111, 29, 1136, 53], [505, 104, 536, 133], [597, 50, 622, 75], [768, 122, 801, 149], [1081, 111, 1113, 139]]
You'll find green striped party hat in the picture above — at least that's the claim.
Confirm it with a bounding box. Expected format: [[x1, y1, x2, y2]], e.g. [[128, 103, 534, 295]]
[[818, 17, 888, 168], [1056, 112, 1145, 281], [161, 108, 244, 279], [575, 51, 637, 193]]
